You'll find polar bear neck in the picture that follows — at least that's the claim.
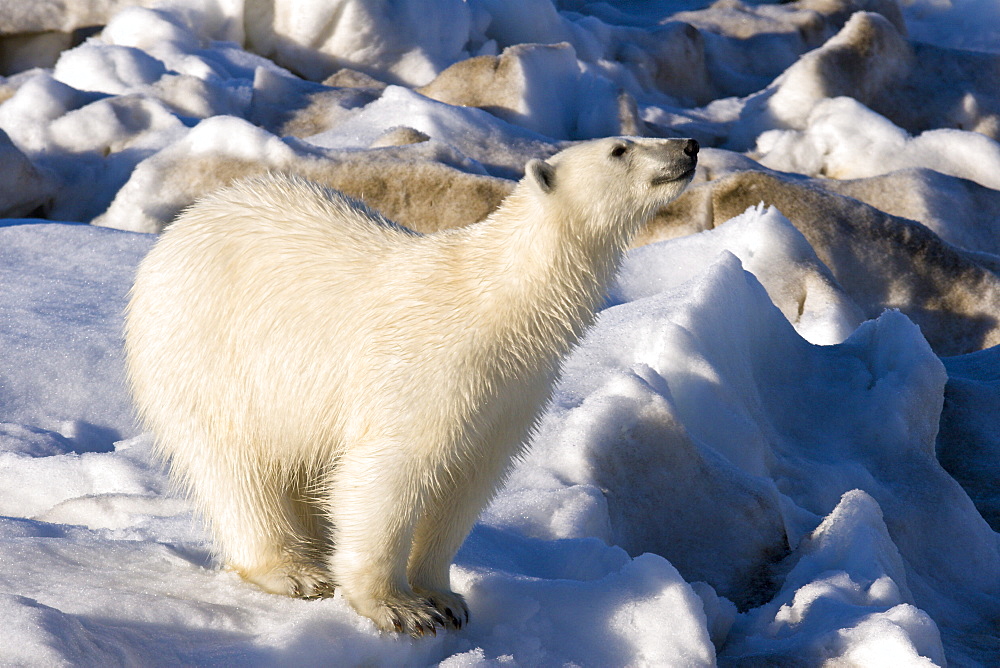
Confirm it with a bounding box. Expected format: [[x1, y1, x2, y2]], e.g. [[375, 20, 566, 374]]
[[433, 183, 642, 361]]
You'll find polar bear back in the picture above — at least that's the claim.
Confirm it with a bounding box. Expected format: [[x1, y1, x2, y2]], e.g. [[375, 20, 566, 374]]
[[126, 175, 453, 462]]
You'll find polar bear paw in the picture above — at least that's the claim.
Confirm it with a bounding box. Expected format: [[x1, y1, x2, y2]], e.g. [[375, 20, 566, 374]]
[[360, 592, 451, 637], [413, 586, 469, 630], [241, 561, 335, 599]]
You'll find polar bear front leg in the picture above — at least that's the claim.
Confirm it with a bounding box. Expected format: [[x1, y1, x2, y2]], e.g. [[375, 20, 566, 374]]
[[407, 511, 475, 630], [327, 444, 447, 636], [405, 458, 498, 630]]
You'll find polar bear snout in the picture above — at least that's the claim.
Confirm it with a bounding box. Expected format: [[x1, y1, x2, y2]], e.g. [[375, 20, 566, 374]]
[[649, 139, 699, 186]]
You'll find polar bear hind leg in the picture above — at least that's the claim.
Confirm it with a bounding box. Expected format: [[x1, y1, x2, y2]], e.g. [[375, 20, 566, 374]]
[[180, 448, 334, 599]]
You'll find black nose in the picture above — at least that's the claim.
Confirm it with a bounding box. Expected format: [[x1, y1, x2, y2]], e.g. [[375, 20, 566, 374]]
[[684, 139, 699, 157]]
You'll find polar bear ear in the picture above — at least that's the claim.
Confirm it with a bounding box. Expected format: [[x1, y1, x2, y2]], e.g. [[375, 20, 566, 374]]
[[526, 159, 556, 194]]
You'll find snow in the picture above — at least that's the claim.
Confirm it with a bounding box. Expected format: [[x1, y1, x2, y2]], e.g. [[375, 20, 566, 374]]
[[1, 0, 999, 665], [756, 96, 1000, 191], [304, 84, 554, 153], [900, 0, 1000, 54]]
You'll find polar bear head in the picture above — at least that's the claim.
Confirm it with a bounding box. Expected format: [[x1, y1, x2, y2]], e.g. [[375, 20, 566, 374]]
[[524, 136, 699, 239]]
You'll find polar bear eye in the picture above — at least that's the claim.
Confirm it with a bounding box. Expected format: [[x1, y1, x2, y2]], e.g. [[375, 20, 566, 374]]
[[610, 143, 628, 158]]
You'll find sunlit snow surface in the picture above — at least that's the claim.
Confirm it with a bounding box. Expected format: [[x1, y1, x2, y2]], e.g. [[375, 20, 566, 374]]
[[1, 0, 1000, 665]]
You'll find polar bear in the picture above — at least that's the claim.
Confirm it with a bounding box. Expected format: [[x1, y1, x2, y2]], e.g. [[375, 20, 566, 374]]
[[124, 136, 698, 636]]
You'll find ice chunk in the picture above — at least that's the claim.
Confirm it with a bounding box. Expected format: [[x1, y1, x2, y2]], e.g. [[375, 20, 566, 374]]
[[617, 204, 865, 344], [101, 6, 201, 56], [903, 0, 1000, 54], [93, 114, 514, 233], [302, 85, 556, 173], [506, 249, 1000, 658], [0, 71, 94, 153], [724, 490, 946, 665], [757, 96, 1000, 191], [418, 42, 621, 139], [53, 42, 167, 96], [91, 115, 293, 232], [453, 536, 717, 665], [0, 129, 55, 217], [654, 167, 1000, 355], [244, 0, 473, 86], [765, 12, 912, 131], [827, 168, 1000, 258], [249, 66, 377, 138], [938, 347, 1000, 529]]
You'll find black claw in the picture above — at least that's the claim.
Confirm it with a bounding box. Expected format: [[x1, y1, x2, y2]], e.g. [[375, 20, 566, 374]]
[[411, 622, 434, 639]]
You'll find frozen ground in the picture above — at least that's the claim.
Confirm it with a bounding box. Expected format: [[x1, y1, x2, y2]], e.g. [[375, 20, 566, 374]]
[[1, 0, 999, 665]]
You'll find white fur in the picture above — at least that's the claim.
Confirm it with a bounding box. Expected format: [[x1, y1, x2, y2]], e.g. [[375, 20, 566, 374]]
[[124, 137, 698, 635]]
